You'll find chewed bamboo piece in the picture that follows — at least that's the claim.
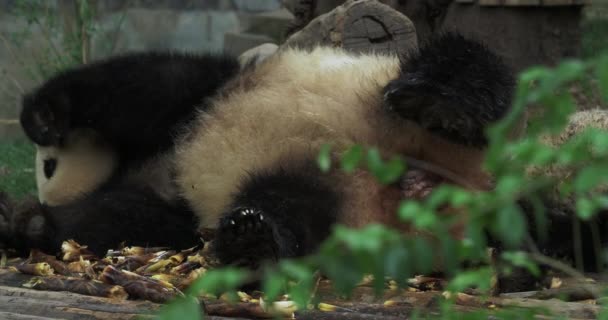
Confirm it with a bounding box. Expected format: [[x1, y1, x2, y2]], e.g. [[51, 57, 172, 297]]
[[61, 240, 96, 262], [29, 249, 72, 276], [15, 262, 54, 276], [99, 265, 182, 303]]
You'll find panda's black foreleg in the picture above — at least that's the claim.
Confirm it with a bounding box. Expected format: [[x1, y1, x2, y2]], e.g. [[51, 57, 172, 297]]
[[20, 53, 240, 158], [2, 184, 200, 256], [383, 32, 515, 147], [213, 168, 340, 269]]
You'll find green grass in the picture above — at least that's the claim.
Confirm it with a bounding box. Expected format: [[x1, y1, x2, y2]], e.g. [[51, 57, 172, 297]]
[[0, 140, 37, 200]]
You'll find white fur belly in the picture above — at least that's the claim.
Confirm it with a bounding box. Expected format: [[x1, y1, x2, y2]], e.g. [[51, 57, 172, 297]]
[[175, 48, 402, 228]]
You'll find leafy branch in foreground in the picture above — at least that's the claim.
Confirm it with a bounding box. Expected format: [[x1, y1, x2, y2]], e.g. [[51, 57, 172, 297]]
[[160, 52, 608, 319]]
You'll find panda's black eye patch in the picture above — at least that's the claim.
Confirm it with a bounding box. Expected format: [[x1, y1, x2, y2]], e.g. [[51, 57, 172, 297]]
[[43, 158, 57, 179]]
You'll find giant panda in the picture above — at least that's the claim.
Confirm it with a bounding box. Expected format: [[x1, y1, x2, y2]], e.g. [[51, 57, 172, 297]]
[[5, 32, 515, 268]]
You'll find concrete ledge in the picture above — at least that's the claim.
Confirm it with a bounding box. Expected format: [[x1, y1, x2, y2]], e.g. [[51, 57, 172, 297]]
[[0, 119, 25, 141], [224, 32, 275, 56]]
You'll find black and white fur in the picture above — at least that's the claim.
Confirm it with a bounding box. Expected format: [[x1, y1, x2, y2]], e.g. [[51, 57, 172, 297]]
[[9, 34, 516, 266]]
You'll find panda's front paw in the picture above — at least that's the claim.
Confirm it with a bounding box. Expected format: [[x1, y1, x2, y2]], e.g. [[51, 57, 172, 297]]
[[20, 93, 70, 146], [383, 80, 483, 147], [0, 195, 53, 255], [0, 192, 12, 250], [384, 33, 515, 148], [214, 207, 278, 268]]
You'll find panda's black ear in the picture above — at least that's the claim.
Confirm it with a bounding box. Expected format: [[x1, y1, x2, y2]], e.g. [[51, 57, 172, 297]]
[[20, 91, 71, 146], [384, 32, 515, 147]]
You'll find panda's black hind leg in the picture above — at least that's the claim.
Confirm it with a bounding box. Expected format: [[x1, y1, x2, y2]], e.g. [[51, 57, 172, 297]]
[[383, 32, 515, 147], [213, 166, 340, 269], [0, 184, 200, 256]]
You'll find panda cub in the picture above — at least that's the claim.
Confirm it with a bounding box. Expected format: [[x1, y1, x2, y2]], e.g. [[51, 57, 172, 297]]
[[13, 52, 241, 253], [8, 33, 514, 268]]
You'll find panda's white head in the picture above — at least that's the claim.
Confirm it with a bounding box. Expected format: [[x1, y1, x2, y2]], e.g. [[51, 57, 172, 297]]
[[35, 129, 117, 206]]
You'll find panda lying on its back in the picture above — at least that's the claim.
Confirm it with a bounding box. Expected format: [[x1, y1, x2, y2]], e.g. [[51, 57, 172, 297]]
[[7, 33, 513, 268]]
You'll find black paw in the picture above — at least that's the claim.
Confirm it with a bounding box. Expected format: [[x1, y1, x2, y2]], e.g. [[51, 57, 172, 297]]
[[20, 93, 71, 146], [0, 198, 54, 255], [214, 207, 278, 268], [384, 83, 484, 146], [384, 32, 515, 147], [0, 192, 12, 249]]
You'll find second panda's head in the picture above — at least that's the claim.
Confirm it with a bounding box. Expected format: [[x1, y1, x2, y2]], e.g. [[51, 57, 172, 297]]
[[35, 129, 117, 206]]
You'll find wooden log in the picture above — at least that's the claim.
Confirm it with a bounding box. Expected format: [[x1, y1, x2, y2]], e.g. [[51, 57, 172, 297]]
[[283, 0, 417, 55], [296, 311, 406, 320], [0, 312, 61, 320], [0, 285, 160, 320]]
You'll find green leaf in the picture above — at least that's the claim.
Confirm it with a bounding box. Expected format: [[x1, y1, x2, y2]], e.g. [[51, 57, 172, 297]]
[[413, 239, 434, 274], [447, 267, 493, 293], [536, 93, 575, 134], [450, 188, 473, 207], [501, 251, 540, 277], [495, 204, 526, 248], [384, 244, 410, 284], [599, 306, 608, 320], [461, 221, 488, 261], [519, 66, 551, 85], [426, 186, 452, 209], [262, 271, 286, 303], [317, 144, 332, 173], [495, 175, 522, 196], [157, 296, 202, 320], [554, 60, 585, 83], [280, 260, 312, 282], [341, 145, 364, 173], [574, 165, 608, 193], [398, 201, 421, 221], [590, 130, 608, 156], [186, 268, 249, 297], [440, 235, 459, 274], [366, 149, 406, 184], [576, 197, 597, 221], [366, 147, 384, 178], [377, 157, 406, 185], [319, 250, 361, 296], [278, 261, 316, 306], [398, 201, 439, 229], [288, 281, 313, 308], [597, 55, 608, 103]]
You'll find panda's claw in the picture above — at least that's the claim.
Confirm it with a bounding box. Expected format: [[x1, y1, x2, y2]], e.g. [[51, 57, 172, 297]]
[[215, 207, 278, 268]]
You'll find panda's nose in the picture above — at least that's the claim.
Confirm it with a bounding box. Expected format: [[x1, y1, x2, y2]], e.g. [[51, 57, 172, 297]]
[[43, 158, 57, 179]]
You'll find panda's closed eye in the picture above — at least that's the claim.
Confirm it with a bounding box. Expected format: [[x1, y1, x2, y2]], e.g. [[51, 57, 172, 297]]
[[43, 158, 57, 179]]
